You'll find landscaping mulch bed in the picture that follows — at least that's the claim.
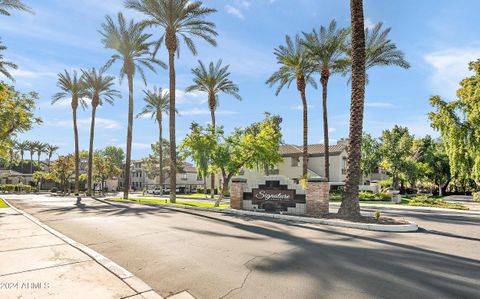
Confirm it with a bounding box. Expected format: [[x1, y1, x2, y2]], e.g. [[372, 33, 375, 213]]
[[321, 213, 410, 225]]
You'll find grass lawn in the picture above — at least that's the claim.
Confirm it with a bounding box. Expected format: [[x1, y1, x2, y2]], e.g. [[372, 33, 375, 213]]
[[0, 198, 9, 208], [329, 195, 468, 210], [176, 193, 219, 199], [110, 197, 230, 209]]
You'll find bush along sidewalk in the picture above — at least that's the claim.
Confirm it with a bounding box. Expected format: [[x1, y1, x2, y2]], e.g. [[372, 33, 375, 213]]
[[408, 196, 468, 210], [0, 184, 33, 193]]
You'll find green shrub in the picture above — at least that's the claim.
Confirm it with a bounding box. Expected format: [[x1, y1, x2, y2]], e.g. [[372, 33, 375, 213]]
[[358, 191, 391, 201], [50, 187, 58, 193], [22, 185, 32, 193], [374, 211, 381, 220], [378, 180, 392, 191], [409, 196, 468, 210], [4, 184, 15, 192], [473, 192, 480, 202]]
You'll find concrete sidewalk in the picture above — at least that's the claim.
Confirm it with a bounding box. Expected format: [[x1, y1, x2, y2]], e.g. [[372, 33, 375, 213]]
[[0, 205, 162, 299]]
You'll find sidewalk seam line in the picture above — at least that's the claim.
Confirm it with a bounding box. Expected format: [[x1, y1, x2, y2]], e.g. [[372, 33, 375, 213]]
[[0, 260, 90, 277]]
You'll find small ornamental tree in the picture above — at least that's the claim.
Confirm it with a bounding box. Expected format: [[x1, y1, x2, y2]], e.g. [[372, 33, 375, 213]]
[[380, 125, 414, 189], [0, 82, 41, 158], [92, 152, 121, 194], [429, 59, 480, 186], [181, 114, 283, 207], [361, 132, 381, 179], [49, 155, 75, 194]]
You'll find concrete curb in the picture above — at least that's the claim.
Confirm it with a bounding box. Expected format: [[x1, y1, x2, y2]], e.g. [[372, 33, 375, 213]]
[[330, 202, 480, 215], [3, 198, 163, 299], [107, 199, 418, 233]]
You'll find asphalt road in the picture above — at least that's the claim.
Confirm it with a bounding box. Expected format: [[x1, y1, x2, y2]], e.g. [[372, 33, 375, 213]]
[[4, 194, 480, 299]]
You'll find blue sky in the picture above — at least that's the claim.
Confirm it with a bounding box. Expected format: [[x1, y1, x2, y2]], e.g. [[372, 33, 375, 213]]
[[2, 0, 480, 159]]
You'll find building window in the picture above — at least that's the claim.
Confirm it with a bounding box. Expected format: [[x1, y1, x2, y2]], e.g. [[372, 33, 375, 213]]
[[291, 157, 299, 167], [342, 157, 347, 175], [181, 173, 187, 180]]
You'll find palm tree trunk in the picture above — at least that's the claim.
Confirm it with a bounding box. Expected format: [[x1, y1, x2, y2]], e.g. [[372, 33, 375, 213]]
[[87, 104, 97, 196], [321, 70, 330, 181], [298, 77, 309, 177], [338, 0, 365, 218], [30, 152, 33, 173], [210, 103, 216, 199], [20, 153, 24, 173], [73, 106, 80, 195], [158, 114, 164, 195], [168, 47, 177, 203], [123, 73, 134, 200]]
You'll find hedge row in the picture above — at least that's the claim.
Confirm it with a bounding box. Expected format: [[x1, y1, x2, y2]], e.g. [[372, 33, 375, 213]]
[[473, 192, 480, 202], [0, 184, 33, 193]]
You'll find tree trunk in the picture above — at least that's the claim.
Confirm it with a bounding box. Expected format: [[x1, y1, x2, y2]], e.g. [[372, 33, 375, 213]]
[[210, 99, 216, 199], [321, 70, 330, 181], [30, 153, 33, 173], [123, 73, 134, 200], [204, 175, 207, 199], [215, 176, 230, 207], [72, 105, 80, 195], [87, 104, 97, 196], [338, 0, 365, 218], [158, 115, 164, 195], [168, 47, 177, 203], [298, 77, 309, 178]]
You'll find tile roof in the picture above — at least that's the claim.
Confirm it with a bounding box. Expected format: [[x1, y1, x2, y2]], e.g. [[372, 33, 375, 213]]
[[280, 140, 348, 156]]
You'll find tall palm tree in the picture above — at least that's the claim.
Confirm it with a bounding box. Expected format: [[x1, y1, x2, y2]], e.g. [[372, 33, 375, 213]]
[[136, 87, 174, 192], [34, 142, 47, 170], [338, 0, 365, 218], [82, 67, 121, 196], [266, 35, 316, 178], [0, 0, 33, 16], [26, 141, 38, 173], [9, 139, 17, 170], [303, 20, 350, 181], [52, 70, 87, 195], [0, 40, 17, 81], [45, 144, 59, 170], [100, 12, 165, 199], [16, 140, 27, 173], [186, 59, 241, 197], [125, 0, 218, 203]]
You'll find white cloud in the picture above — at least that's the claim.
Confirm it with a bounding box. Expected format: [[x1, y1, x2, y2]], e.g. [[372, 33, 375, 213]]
[[424, 47, 480, 99], [46, 117, 121, 130], [364, 101, 394, 108], [9, 69, 56, 78], [235, 0, 251, 8], [364, 18, 377, 29], [225, 5, 244, 19], [292, 104, 315, 111], [179, 108, 237, 116]]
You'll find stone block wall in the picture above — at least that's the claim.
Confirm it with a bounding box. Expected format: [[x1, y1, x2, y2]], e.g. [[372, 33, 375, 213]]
[[306, 178, 330, 217], [230, 178, 247, 210]]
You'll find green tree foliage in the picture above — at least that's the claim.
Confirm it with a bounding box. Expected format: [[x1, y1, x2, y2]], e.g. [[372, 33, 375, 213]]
[[144, 139, 184, 181], [429, 59, 480, 184], [0, 82, 41, 159], [412, 136, 451, 195], [49, 155, 75, 194], [360, 132, 381, 178], [0, 40, 17, 81], [103, 146, 125, 169], [92, 151, 121, 194], [266, 34, 316, 177], [380, 125, 414, 189], [181, 114, 283, 207], [0, 0, 33, 16]]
